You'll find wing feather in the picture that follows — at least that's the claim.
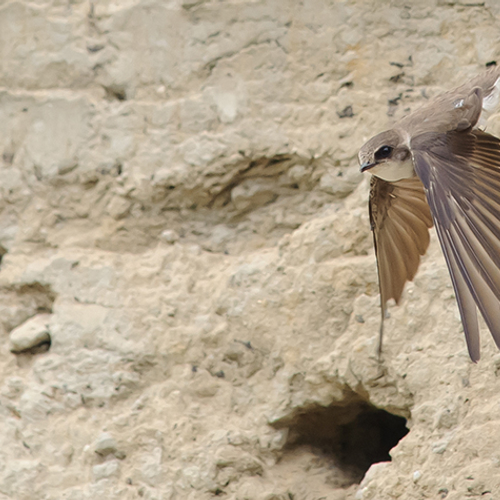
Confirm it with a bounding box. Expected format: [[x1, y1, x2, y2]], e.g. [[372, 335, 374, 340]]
[[412, 129, 500, 360], [369, 177, 433, 308], [435, 223, 480, 361]]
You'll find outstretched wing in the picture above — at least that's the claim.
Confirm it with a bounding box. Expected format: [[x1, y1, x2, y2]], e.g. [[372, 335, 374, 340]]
[[412, 129, 500, 361], [369, 176, 433, 352]]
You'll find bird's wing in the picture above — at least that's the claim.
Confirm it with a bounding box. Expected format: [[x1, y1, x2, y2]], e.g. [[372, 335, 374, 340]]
[[369, 176, 433, 344], [412, 128, 500, 361]]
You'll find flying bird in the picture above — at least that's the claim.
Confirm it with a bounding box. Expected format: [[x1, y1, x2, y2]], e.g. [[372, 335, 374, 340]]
[[358, 66, 500, 362]]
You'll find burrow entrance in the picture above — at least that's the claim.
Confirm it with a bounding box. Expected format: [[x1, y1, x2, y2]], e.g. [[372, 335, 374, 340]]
[[272, 394, 409, 486]]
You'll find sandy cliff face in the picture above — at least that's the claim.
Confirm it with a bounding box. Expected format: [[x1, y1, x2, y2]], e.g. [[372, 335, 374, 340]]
[[1, 0, 500, 499]]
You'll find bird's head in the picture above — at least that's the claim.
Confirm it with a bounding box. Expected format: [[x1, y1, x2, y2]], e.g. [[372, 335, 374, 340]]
[[358, 129, 413, 182]]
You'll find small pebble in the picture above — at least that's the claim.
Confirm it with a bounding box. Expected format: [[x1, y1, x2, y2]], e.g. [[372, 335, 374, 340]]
[[9, 314, 51, 354], [94, 432, 118, 457], [432, 440, 448, 454], [160, 229, 179, 244]]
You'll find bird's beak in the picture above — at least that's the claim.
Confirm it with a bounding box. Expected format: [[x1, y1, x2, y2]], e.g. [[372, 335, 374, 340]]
[[360, 161, 375, 173]]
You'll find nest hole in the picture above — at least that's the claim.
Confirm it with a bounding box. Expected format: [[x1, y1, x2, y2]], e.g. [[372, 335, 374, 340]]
[[274, 396, 409, 486]]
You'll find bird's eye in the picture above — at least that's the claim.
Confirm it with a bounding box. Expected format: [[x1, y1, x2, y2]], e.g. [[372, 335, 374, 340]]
[[374, 146, 393, 160]]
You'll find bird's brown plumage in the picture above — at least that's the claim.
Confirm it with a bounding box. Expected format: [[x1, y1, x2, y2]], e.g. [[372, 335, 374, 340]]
[[369, 176, 433, 306], [360, 66, 500, 361]]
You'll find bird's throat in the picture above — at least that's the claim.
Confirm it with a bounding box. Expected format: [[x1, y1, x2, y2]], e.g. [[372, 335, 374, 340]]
[[370, 157, 415, 182]]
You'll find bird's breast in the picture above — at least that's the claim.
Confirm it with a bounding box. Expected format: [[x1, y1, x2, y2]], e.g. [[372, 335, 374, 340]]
[[370, 157, 416, 182]]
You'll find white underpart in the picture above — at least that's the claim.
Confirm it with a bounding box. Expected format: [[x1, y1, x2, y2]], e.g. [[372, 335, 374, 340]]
[[478, 76, 500, 129], [370, 157, 415, 182]]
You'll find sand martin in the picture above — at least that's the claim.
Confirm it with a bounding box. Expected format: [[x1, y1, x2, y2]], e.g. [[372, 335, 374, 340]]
[[358, 66, 500, 361]]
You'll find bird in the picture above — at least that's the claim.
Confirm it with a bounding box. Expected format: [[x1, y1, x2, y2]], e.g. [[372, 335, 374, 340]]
[[358, 65, 500, 362]]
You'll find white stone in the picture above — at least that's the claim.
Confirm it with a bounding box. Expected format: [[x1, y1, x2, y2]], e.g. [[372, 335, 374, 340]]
[[9, 314, 51, 354], [160, 230, 179, 244], [94, 433, 118, 457], [431, 440, 448, 454]]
